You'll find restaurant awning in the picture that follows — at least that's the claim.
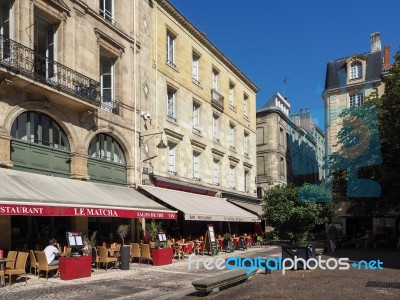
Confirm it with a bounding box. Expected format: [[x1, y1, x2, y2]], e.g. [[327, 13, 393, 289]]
[[140, 186, 258, 222], [227, 199, 263, 217], [0, 169, 177, 219]]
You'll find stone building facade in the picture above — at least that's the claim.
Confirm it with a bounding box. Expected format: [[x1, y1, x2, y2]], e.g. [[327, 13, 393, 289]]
[[0, 0, 163, 249], [323, 32, 390, 157], [140, 0, 259, 202], [256, 93, 324, 199]]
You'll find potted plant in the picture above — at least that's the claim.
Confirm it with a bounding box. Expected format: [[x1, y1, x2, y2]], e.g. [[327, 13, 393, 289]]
[[146, 220, 160, 248], [116, 224, 131, 270]]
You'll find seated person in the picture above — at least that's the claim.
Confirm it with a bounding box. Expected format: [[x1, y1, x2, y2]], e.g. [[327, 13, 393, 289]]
[[44, 238, 61, 277], [81, 239, 92, 256]]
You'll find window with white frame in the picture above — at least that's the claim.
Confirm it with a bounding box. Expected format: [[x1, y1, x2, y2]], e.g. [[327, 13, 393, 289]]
[[229, 165, 235, 189], [100, 54, 114, 106], [193, 152, 200, 180], [212, 114, 219, 141], [229, 123, 235, 150], [244, 171, 249, 192], [349, 93, 364, 107], [100, 0, 114, 24], [34, 16, 56, 79], [0, 1, 10, 58], [350, 61, 362, 79], [244, 132, 249, 156], [167, 143, 176, 175], [192, 103, 200, 133], [166, 32, 176, 67], [244, 94, 248, 118], [229, 82, 235, 109], [213, 159, 219, 185], [192, 53, 200, 84], [167, 88, 176, 121], [212, 68, 218, 91]]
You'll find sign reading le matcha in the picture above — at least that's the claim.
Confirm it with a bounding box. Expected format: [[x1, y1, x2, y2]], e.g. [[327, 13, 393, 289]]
[[204, 224, 218, 256]]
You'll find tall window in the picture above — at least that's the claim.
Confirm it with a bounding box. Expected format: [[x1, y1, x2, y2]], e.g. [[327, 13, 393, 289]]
[[192, 53, 200, 84], [192, 103, 200, 133], [212, 69, 218, 91], [349, 93, 364, 107], [167, 143, 176, 174], [193, 152, 200, 180], [350, 62, 362, 79], [229, 82, 235, 109], [167, 89, 176, 121], [244, 132, 249, 155], [213, 160, 219, 185], [280, 157, 285, 176], [244, 171, 249, 192], [100, 54, 114, 107], [11, 111, 69, 151], [166, 32, 175, 67], [229, 123, 235, 150], [100, 0, 114, 24], [34, 16, 55, 79], [229, 166, 235, 189], [279, 128, 284, 146], [88, 133, 125, 164], [0, 1, 10, 60], [244, 94, 248, 118], [212, 114, 219, 141]]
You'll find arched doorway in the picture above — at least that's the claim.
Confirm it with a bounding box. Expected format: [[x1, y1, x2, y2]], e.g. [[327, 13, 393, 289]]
[[87, 133, 127, 185], [10, 111, 71, 177]]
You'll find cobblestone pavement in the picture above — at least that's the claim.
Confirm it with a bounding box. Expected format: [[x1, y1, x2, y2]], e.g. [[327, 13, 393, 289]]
[[0, 246, 280, 300], [179, 248, 400, 300]]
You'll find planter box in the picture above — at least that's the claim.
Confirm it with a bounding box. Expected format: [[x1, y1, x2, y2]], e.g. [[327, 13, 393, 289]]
[[59, 256, 92, 280], [151, 248, 173, 266], [281, 246, 316, 270]]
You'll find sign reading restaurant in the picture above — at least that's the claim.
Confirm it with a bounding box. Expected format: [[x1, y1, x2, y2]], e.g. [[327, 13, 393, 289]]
[[186, 214, 257, 222], [0, 204, 177, 220]]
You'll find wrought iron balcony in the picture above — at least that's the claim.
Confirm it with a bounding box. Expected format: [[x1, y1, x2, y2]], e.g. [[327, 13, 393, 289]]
[[211, 88, 224, 111], [0, 35, 106, 109]]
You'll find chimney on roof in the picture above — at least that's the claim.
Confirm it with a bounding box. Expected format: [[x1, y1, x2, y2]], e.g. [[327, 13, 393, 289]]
[[383, 45, 391, 70], [371, 32, 381, 52]]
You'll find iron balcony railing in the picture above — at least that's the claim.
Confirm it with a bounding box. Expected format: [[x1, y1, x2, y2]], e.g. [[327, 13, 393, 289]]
[[211, 88, 224, 111], [0, 35, 119, 114]]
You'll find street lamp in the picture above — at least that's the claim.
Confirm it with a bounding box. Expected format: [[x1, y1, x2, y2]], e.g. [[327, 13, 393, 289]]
[[139, 132, 167, 149]]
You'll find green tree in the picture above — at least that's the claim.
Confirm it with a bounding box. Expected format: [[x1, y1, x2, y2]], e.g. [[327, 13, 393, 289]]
[[373, 51, 400, 211], [262, 185, 334, 246]]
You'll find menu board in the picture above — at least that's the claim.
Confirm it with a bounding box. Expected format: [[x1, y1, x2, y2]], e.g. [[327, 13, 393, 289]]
[[66, 232, 84, 248], [204, 224, 218, 256]]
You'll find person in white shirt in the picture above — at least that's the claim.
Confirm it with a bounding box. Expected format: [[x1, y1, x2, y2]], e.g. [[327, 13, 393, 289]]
[[43, 238, 61, 277]]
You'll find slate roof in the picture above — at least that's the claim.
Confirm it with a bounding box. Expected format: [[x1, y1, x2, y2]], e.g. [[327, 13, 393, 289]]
[[324, 51, 383, 90]]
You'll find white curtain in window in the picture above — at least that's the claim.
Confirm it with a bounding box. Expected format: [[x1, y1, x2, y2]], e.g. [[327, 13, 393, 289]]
[[167, 34, 174, 63], [213, 115, 219, 139], [229, 85, 234, 106], [244, 96, 248, 117], [212, 70, 218, 90], [244, 134, 248, 154], [193, 104, 199, 130], [167, 90, 175, 119], [230, 166, 235, 188], [229, 126, 234, 147], [213, 160, 219, 184], [193, 153, 199, 178], [168, 144, 175, 172], [192, 55, 199, 80]]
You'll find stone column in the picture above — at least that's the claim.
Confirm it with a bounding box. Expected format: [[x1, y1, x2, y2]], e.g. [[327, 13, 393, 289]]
[[70, 150, 89, 180], [0, 128, 13, 168]]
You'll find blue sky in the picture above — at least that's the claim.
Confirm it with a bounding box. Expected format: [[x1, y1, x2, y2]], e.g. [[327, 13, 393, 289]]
[[169, 0, 399, 129]]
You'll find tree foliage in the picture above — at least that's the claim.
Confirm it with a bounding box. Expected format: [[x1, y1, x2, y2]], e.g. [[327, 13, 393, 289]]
[[262, 185, 334, 246]]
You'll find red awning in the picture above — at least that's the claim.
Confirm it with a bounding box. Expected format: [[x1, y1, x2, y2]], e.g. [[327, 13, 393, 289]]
[[0, 202, 177, 219], [0, 169, 177, 219]]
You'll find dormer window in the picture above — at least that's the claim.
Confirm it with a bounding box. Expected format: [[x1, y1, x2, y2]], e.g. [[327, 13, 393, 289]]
[[350, 61, 362, 79]]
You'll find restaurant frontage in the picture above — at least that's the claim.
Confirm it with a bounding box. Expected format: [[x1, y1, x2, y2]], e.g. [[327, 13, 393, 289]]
[[0, 168, 177, 250], [139, 186, 259, 240]]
